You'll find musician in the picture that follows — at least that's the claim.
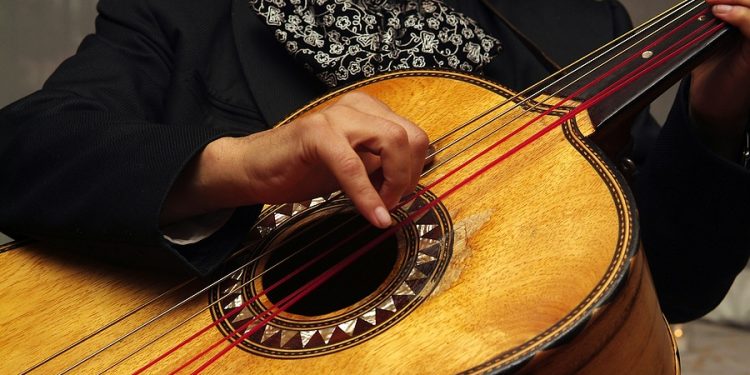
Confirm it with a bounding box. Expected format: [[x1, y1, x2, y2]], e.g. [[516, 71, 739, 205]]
[[0, 0, 747, 323]]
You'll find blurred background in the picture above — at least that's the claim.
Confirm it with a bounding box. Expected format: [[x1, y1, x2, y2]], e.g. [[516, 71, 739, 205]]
[[1, 1, 748, 373]]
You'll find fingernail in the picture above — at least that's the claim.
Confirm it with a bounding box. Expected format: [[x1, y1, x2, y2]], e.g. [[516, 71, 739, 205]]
[[713, 4, 733, 14], [374, 206, 392, 228]]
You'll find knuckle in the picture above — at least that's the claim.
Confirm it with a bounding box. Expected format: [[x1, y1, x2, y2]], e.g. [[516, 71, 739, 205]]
[[412, 130, 430, 151], [343, 91, 392, 111], [319, 105, 355, 129], [303, 112, 329, 129], [337, 154, 363, 175], [381, 122, 409, 145], [385, 166, 410, 184], [322, 103, 349, 117], [354, 183, 374, 198], [346, 91, 376, 104], [347, 91, 370, 100], [337, 91, 370, 107]]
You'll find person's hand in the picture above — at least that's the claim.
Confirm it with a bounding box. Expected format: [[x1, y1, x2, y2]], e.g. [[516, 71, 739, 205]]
[[162, 91, 429, 229], [689, 0, 750, 159]]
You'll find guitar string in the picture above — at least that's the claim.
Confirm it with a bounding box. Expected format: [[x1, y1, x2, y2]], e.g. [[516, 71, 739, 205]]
[[131, 190, 459, 374], [144, 187, 455, 374], [114, 2, 712, 374], [178, 195, 457, 374], [42, 0, 716, 374], [176, 8, 723, 374], [107, 198, 437, 373], [186, 20, 728, 374], [68, 193, 421, 374], [165, 223, 387, 375], [18, 279, 196, 375], [438, 0, 700, 145], [58, 202, 361, 375]]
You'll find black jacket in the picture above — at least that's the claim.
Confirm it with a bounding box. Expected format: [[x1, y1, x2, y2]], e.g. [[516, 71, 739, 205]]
[[1, 0, 748, 322]]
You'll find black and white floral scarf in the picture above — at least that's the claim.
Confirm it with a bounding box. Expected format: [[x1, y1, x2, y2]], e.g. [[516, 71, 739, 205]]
[[248, 0, 501, 87]]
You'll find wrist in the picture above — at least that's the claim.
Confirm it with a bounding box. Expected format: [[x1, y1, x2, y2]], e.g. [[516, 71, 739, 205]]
[[160, 136, 250, 225]]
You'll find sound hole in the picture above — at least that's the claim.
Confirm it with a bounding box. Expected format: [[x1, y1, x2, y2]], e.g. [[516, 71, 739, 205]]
[[263, 212, 399, 317]]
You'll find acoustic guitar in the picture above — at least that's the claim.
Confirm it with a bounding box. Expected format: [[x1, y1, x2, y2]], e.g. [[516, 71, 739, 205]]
[[0, 0, 730, 373]]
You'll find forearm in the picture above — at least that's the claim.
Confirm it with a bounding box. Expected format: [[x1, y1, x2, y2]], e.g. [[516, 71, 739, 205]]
[[0, 95, 228, 239]]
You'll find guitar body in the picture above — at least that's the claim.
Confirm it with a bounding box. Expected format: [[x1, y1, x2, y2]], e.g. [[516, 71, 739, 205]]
[[0, 71, 679, 374]]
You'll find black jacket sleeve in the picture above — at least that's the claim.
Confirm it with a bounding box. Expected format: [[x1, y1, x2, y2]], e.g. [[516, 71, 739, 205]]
[[0, 0, 259, 275], [597, 0, 750, 323], [635, 81, 750, 323]]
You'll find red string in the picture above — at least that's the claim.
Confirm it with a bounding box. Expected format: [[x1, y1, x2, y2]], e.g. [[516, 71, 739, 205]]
[[163, 227, 373, 374], [188, 227, 392, 374], [132, 225, 370, 374]]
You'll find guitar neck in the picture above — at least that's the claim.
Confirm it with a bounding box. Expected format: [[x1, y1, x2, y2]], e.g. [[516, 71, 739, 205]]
[[536, 0, 732, 156]]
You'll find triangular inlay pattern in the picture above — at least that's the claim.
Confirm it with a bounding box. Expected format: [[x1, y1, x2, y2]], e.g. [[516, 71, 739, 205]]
[[309, 197, 326, 207], [416, 224, 438, 237], [378, 297, 397, 313], [394, 281, 415, 296], [407, 268, 427, 281], [274, 212, 291, 226], [300, 330, 317, 347], [417, 252, 437, 265], [292, 202, 309, 215], [276, 204, 294, 217], [319, 327, 336, 344], [361, 309, 377, 325], [232, 307, 254, 323], [339, 319, 357, 336], [222, 281, 242, 295], [419, 238, 439, 251], [261, 325, 280, 344], [280, 330, 298, 348], [224, 295, 244, 310]]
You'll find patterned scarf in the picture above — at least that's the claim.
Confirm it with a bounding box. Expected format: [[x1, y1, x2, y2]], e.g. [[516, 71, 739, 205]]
[[248, 0, 501, 87]]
